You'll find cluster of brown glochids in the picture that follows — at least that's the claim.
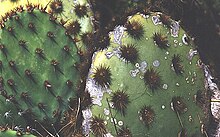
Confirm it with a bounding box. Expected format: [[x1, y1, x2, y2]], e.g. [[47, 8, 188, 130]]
[[0, 1, 189, 136], [159, 14, 172, 28], [120, 44, 139, 64], [153, 32, 169, 49], [172, 54, 184, 75]]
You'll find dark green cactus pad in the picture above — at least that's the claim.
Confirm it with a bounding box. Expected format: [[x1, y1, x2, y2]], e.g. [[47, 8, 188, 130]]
[[0, 6, 80, 131], [87, 13, 209, 137]]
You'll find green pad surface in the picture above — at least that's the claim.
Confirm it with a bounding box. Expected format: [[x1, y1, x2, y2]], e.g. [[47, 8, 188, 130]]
[[0, 9, 80, 125], [89, 13, 207, 137]]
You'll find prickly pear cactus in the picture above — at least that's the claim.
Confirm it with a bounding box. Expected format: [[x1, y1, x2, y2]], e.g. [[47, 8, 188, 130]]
[[86, 13, 209, 137], [0, 0, 213, 136], [0, 3, 83, 136]]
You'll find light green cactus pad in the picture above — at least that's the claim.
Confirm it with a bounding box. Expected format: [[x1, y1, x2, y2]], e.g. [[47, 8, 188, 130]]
[[87, 13, 208, 137]]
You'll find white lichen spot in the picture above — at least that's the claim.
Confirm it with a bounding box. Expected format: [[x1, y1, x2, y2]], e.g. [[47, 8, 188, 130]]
[[105, 48, 121, 59], [141, 14, 150, 19], [170, 21, 180, 37], [104, 108, 110, 115], [109, 102, 114, 108], [70, 9, 74, 14], [86, 79, 103, 106], [110, 118, 117, 124], [139, 116, 143, 121], [82, 108, 92, 135], [174, 39, 178, 43], [162, 84, 168, 89], [170, 64, 174, 71], [165, 51, 169, 55], [18, 111, 24, 116], [182, 34, 189, 45], [179, 43, 183, 46], [162, 105, 166, 109], [141, 61, 147, 68], [4, 110, 12, 119], [140, 75, 144, 79], [127, 15, 133, 20], [188, 49, 198, 60], [188, 115, 193, 122], [135, 63, 140, 69], [202, 64, 220, 131], [104, 121, 108, 125], [118, 121, 123, 126], [164, 56, 167, 60], [106, 89, 112, 94], [140, 61, 148, 73], [176, 83, 180, 86], [153, 60, 160, 67], [13, 125, 22, 131], [130, 69, 139, 77], [193, 72, 197, 77], [82, 109, 92, 119], [197, 59, 203, 67], [113, 26, 126, 45], [105, 52, 114, 59], [170, 102, 174, 111], [5, 98, 10, 104], [152, 15, 161, 25]]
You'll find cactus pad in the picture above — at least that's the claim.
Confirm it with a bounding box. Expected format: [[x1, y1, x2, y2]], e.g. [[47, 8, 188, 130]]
[[0, 5, 81, 136], [87, 13, 209, 137]]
